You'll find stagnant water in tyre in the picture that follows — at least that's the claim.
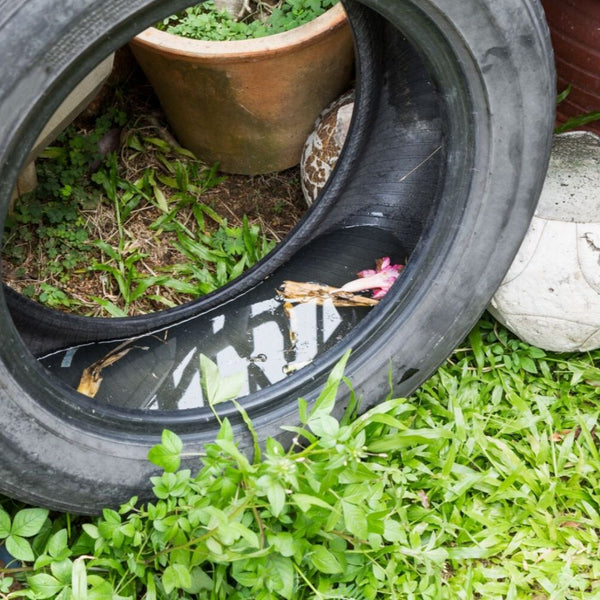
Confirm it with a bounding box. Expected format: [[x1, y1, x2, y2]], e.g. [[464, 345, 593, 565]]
[[39, 227, 406, 410]]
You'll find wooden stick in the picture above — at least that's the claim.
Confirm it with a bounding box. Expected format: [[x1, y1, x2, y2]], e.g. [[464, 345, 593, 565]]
[[279, 280, 379, 307]]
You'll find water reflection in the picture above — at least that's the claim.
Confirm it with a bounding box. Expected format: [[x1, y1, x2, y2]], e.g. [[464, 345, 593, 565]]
[[40, 227, 405, 410]]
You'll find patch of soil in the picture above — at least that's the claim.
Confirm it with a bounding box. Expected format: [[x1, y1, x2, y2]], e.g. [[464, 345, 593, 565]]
[[202, 169, 306, 243]]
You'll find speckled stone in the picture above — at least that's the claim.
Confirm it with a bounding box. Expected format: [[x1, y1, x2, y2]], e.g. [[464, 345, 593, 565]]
[[300, 89, 354, 206]]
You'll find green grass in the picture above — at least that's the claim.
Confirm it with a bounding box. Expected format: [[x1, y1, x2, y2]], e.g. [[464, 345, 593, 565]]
[[2, 312, 600, 599]]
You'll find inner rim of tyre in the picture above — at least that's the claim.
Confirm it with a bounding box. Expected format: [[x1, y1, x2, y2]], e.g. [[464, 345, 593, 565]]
[[1, 0, 476, 433]]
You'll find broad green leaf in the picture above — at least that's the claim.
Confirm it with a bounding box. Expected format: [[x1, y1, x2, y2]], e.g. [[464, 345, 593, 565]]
[[156, 174, 178, 189], [175, 234, 217, 263], [205, 537, 223, 556], [82, 524, 99, 540], [163, 564, 192, 594], [27, 573, 64, 599], [175, 163, 190, 192], [307, 414, 339, 438], [229, 523, 260, 549], [11, 508, 49, 537], [148, 430, 183, 473], [267, 532, 296, 557], [200, 203, 225, 225], [6, 534, 35, 562], [383, 519, 405, 543], [174, 146, 198, 159], [126, 134, 144, 152], [520, 356, 538, 374], [267, 482, 286, 517], [231, 559, 259, 588], [298, 397, 308, 424], [556, 84, 572, 104], [325, 499, 343, 532], [399, 546, 449, 564], [230, 256, 246, 279], [215, 259, 228, 286], [200, 354, 245, 406], [468, 325, 484, 371], [186, 567, 213, 594], [39, 146, 66, 159], [50, 558, 73, 585], [555, 110, 600, 133], [269, 555, 294, 598], [102, 509, 121, 525], [341, 500, 368, 540], [87, 577, 115, 600], [47, 529, 69, 559], [310, 545, 343, 575], [129, 276, 168, 302], [158, 278, 200, 295]]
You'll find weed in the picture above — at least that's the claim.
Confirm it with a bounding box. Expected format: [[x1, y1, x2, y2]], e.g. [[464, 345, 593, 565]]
[[555, 85, 600, 133], [2, 105, 281, 317], [2, 109, 125, 300], [2, 314, 600, 597], [38, 284, 77, 310], [157, 0, 338, 42]]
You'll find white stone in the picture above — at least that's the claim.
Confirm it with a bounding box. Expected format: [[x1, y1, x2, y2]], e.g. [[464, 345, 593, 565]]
[[489, 131, 600, 351]]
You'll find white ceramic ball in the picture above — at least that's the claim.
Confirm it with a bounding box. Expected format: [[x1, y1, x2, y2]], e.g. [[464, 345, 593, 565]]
[[488, 132, 600, 351]]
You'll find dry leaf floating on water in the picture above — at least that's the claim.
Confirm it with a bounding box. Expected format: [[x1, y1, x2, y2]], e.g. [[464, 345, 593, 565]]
[[77, 339, 148, 398]]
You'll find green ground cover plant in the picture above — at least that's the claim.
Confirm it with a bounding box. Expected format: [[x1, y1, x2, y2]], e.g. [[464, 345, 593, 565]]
[[158, 0, 338, 42], [1, 312, 600, 599]]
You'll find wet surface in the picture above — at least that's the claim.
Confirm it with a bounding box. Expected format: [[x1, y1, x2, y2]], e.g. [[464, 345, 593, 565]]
[[40, 227, 406, 410]]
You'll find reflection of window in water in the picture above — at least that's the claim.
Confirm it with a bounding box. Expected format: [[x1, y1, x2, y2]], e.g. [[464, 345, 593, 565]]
[[40, 293, 355, 411], [39, 227, 406, 411]]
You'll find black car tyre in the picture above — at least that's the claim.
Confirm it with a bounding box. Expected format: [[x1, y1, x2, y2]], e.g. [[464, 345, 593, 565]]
[[0, 0, 554, 512]]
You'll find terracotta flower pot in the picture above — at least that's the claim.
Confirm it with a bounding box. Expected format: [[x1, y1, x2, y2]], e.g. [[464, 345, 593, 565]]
[[541, 0, 600, 133], [129, 4, 354, 174]]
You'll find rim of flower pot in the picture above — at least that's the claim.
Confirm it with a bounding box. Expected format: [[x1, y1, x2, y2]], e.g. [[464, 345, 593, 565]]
[[131, 3, 349, 62]]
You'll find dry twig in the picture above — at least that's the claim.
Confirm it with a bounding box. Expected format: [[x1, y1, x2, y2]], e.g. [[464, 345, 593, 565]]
[[279, 280, 379, 307]]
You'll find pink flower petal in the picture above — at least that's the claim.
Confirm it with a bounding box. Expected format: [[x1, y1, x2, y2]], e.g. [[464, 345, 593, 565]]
[[357, 268, 377, 278], [340, 256, 403, 298]]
